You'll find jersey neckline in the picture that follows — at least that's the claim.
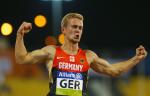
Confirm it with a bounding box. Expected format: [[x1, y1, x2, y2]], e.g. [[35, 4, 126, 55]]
[[59, 46, 81, 56]]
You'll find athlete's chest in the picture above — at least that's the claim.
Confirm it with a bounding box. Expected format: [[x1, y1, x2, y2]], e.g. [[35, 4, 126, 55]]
[[53, 52, 89, 73]]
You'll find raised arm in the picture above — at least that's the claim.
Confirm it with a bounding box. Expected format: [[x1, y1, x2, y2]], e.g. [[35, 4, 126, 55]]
[[86, 45, 147, 77], [15, 22, 55, 64]]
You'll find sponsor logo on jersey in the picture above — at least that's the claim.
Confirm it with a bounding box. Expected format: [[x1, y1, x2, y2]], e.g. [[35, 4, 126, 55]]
[[58, 71, 83, 80], [57, 56, 64, 59]]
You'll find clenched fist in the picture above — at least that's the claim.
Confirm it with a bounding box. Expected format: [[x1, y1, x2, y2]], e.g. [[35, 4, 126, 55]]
[[17, 22, 32, 36], [135, 45, 147, 61]]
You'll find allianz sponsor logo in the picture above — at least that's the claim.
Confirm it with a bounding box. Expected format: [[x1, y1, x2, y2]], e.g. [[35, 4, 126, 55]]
[[58, 71, 83, 80]]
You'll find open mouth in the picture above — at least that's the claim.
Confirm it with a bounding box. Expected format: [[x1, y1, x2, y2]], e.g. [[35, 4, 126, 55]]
[[75, 34, 79, 39]]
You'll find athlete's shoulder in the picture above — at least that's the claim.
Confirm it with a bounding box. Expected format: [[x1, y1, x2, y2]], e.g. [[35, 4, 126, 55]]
[[84, 49, 99, 64], [41, 45, 57, 55], [42, 45, 57, 50], [84, 49, 95, 55]]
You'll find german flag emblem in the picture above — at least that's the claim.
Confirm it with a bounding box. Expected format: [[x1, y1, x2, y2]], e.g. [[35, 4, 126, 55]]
[[80, 58, 84, 64]]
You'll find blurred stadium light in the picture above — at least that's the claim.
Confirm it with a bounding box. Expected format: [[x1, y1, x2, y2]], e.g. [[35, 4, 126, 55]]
[[58, 33, 64, 44], [34, 15, 47, 28], [1, 23, 13, 36], [45, 36, 57, 45]]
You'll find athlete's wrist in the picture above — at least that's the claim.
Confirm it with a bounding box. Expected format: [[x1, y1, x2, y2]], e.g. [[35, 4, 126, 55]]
[[16, 31, 24, 38]]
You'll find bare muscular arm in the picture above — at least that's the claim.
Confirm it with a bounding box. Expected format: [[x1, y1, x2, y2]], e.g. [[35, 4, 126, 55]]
[[86, 45, 147, 77], [15, 22, 55, 64]]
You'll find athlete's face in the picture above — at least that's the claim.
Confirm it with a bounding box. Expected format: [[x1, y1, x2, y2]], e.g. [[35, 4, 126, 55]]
[[62, 18, 83, 43]]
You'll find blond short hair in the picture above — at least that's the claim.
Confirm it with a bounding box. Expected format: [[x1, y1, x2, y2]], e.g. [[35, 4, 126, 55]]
[[61, 13, 84, 27]]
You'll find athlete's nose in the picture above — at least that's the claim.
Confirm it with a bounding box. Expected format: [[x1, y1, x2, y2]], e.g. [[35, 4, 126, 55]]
[[75, 29, 80, 33]]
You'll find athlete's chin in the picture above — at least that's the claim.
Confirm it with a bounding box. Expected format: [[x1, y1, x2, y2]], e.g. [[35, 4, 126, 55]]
[[72, 39, 80, 43]]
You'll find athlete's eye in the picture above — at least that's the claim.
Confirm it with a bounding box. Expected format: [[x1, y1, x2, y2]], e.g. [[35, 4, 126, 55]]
[[72, 25, 78, 29], [79, 26, 83, 30], [71, 25, 83, 30]]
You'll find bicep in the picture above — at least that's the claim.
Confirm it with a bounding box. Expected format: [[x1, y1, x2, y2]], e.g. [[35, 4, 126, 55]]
[[87, 51, 117, 76], [23, 49, 49, 64], [23, 46, 55, 64], [90, 58, 113, 75]]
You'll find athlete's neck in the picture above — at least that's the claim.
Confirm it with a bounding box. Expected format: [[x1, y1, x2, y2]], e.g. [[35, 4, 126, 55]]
[[61, 42, 79, 55]]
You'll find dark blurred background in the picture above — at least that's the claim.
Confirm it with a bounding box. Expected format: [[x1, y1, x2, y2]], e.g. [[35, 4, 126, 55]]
[[0, 0, 150, 96], [0, 0, 149, 48]]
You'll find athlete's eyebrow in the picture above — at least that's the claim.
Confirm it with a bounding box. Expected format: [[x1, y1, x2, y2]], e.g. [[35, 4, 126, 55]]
[[71, 25, 83, 30]]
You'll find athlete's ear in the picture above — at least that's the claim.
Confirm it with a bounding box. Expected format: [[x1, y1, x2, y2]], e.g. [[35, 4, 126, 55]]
[[61, 26, 65, 34]]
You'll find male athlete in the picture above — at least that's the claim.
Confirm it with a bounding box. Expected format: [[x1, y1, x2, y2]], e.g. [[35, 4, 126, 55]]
[[15, 13, 147, 96]]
